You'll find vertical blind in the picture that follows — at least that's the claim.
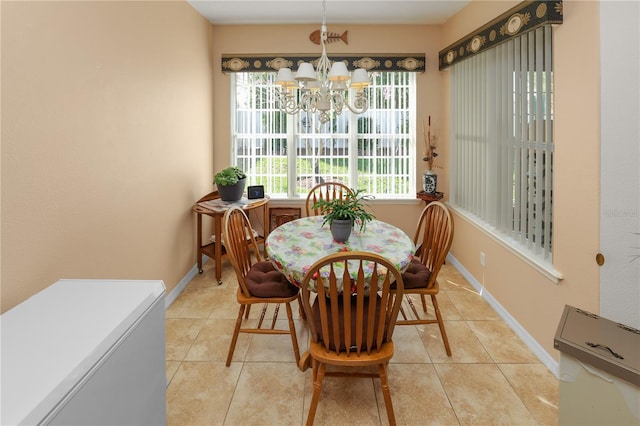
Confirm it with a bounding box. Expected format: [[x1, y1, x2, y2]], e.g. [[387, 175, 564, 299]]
[[450, 25, 554, 260]]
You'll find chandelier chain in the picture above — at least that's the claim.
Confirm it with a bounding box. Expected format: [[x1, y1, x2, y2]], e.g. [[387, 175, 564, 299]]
[[273, 0, 370, 126]]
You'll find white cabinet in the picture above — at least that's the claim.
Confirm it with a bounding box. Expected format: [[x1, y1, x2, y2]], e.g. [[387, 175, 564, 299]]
[[1, 279, 166, 425], [554, 305, 640, 425]]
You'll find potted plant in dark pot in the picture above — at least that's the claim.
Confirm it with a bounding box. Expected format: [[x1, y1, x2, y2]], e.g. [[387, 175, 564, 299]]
[[214, 166, 247, 202], [312, 189, 375, 242]]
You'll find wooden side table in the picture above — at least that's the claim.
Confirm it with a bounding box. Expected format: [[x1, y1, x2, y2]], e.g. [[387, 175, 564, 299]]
[[417, 191, 444, 204], [193, 191, 269, 284]]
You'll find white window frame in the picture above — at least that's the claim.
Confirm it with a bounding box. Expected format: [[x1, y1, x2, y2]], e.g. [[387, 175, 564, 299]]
[[230, 71, 416, 200]]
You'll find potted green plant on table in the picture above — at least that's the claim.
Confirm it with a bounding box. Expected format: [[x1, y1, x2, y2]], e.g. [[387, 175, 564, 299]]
[[312, 189, 375, 242], [214, 166, 247, 202]]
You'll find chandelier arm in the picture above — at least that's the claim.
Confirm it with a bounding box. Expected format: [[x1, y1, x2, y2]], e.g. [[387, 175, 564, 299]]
[[330, 93, 344, 116], [300, 91, 319, 113], [344, 92, 370, 114], [276, 89, 301, 114]]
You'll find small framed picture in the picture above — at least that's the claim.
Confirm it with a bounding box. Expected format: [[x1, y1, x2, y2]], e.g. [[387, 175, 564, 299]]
[[269, 207, 301, 232], [247, 185, 264, 199]]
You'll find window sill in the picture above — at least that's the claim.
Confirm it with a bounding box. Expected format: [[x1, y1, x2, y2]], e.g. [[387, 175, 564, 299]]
[[447, 204, 564, 284], [267, 196, 420, 205]]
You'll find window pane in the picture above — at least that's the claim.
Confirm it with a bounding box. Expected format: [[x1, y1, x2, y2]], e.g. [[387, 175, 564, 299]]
[[450, 26, 554, 260], [231, 71, 415, 198]]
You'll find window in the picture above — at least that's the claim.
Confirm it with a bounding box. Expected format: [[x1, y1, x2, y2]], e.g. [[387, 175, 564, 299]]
[[231, 71, 416, 199], [450, 25, 554, 262]]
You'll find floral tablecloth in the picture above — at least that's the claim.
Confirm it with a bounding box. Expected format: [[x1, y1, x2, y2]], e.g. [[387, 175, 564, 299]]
[[265, 216, 415, 292]]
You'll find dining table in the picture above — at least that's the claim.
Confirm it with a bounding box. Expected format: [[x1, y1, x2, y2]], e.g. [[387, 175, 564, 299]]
[[265, 215, 415, 292]]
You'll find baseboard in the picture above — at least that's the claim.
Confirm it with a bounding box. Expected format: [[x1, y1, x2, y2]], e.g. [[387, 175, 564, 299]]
[[447, 254, 560, 378], [164, 255, 209, 309]]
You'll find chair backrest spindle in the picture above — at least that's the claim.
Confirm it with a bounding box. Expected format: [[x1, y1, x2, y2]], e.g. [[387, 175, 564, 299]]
[[301, 252, 404, 357], [223, 207, 264, 297], [413, 202, 454, 288], [305, 182, 354, 216]]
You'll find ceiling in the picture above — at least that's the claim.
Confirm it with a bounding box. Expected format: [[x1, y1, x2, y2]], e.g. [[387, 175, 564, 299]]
[[187, 1, 470, 25]]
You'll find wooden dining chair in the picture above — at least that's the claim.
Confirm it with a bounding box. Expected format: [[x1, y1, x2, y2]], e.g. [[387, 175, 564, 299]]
[[305, 181, 353, 216], [394, 201, 454, 356], [300, 251, 405, 426], [222, 206, 301, 366]]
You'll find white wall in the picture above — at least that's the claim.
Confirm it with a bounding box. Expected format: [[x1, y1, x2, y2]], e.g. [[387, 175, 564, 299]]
[[599, 0, 640, 328]]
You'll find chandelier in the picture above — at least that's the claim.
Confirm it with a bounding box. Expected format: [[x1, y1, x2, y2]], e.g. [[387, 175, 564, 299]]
[[274, 0, 371, 126]]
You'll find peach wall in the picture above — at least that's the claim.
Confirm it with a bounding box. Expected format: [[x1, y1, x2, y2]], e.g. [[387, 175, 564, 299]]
[[0, 0, 605, 368], [209, 24, 448, 234], [1, 1, 214, 312], [442, 0, 601, 363]]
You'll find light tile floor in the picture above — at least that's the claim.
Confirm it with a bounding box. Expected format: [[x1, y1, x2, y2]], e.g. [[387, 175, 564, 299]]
[[165, 260, 559, 425]]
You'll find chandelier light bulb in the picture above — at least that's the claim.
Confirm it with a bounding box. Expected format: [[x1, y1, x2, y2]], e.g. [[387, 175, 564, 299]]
[[350, 68, 371, 88], [328, 62, 350, 81], [306, 80, 321, 92], [275, 68, 296, 87], [295, 63, 317, 82], [331, 80, 348, 91]]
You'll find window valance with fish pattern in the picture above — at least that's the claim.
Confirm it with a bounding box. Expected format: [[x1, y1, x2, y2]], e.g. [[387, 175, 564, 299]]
[[438, 0, 563, 70], [221, 54, 426, 73]]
